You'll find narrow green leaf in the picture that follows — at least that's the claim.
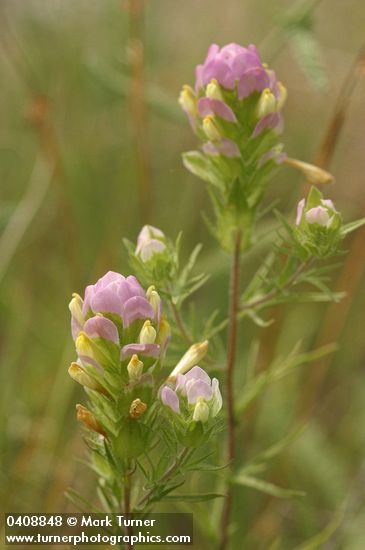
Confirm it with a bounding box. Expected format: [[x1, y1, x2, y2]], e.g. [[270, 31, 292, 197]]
[[186, 461, 229, 472], [179, 243, 203, 283], [163, 493, 226, 502], [246, 309, 274, 328], [233, 475, 305, 499], [341, 218, 365, 236]]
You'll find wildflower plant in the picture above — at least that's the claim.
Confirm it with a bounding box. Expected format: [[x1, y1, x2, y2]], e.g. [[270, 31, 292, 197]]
[[67, 41, 365, 549]]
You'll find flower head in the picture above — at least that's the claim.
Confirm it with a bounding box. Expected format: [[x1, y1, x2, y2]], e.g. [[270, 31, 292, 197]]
[[81, 271, 153, 328], [294, 187, 342, 257], [180, 40, 286, 213], [180, 43, 286, 153], [296, 195, 338, 228], [70, 272, 167, 370], [161, 364, 222, 423]]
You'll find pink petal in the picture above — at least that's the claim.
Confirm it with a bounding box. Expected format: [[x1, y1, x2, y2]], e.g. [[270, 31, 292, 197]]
[[198, 97, 237, 122], [185, 366, 211, 384], [84, 316, 119, 344], [187, 380, 213, 404], [161, 386, 180, 413], [121, 296, 154, 328], [121, 343, 160, 360], [90, 285, 123, 316]]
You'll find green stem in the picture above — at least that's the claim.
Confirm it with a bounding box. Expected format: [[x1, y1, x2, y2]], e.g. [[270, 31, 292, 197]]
[[123, 469, 133, 550], [169, 298, 193, 345], [219, 230, 242, 550], [239, 259, 310, 314]]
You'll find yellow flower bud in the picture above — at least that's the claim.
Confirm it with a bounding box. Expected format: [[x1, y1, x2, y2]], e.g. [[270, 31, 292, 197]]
[[178, 85, 197, 116], [156, 316, 171, 350], [206, 79, 223, 101], [76, 404, 106, 436], [127, 354, 144, 381], [129, 398, 147, 419], [168, 340, 209, 381], [257, 88, 277, 119], [69, 293, 84, 326], [285, 157, 334, 185], [146, 286, 161, 319], [202, 115, 222, 142], [68, 362, 108, 395], [277, 82, 288, 111], [139, 320, 157, 345]]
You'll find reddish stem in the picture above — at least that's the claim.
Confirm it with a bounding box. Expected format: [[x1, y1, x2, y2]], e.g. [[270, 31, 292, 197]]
[[219, 230, 242, 550]]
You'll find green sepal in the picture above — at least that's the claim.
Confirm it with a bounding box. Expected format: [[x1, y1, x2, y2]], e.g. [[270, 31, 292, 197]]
[[306, 185, 323, 209]]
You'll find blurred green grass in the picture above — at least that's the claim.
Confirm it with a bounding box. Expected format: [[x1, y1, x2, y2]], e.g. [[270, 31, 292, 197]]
[[1, 0, 365, 548]]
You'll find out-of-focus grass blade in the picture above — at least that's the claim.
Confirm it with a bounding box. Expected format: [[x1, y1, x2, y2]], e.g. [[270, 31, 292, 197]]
[[245, 425, 306, 467], [262, 0, 328, 90], [288, 27, 329, 90], [293, 506, 344, 549], [0, 155, 51, 284], [236, 343, 337, 414], [65, 488, 103, 513], [86, 57, 184, 124]]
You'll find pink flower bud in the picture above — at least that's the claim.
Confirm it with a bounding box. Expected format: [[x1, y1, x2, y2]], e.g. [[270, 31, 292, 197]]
[[136, 225, 166, 262], [305, 206, 330, 227]]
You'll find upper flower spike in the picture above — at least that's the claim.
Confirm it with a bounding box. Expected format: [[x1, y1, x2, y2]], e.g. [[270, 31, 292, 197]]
[[180, 42, 286, 163], [180, 43, 287, 252]]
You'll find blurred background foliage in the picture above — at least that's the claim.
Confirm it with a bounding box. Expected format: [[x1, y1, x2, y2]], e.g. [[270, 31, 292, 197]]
[[1, 0, 365, 548]]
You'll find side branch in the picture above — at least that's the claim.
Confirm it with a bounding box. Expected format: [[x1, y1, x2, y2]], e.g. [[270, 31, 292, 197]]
[[137, 447, 191, 508]]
